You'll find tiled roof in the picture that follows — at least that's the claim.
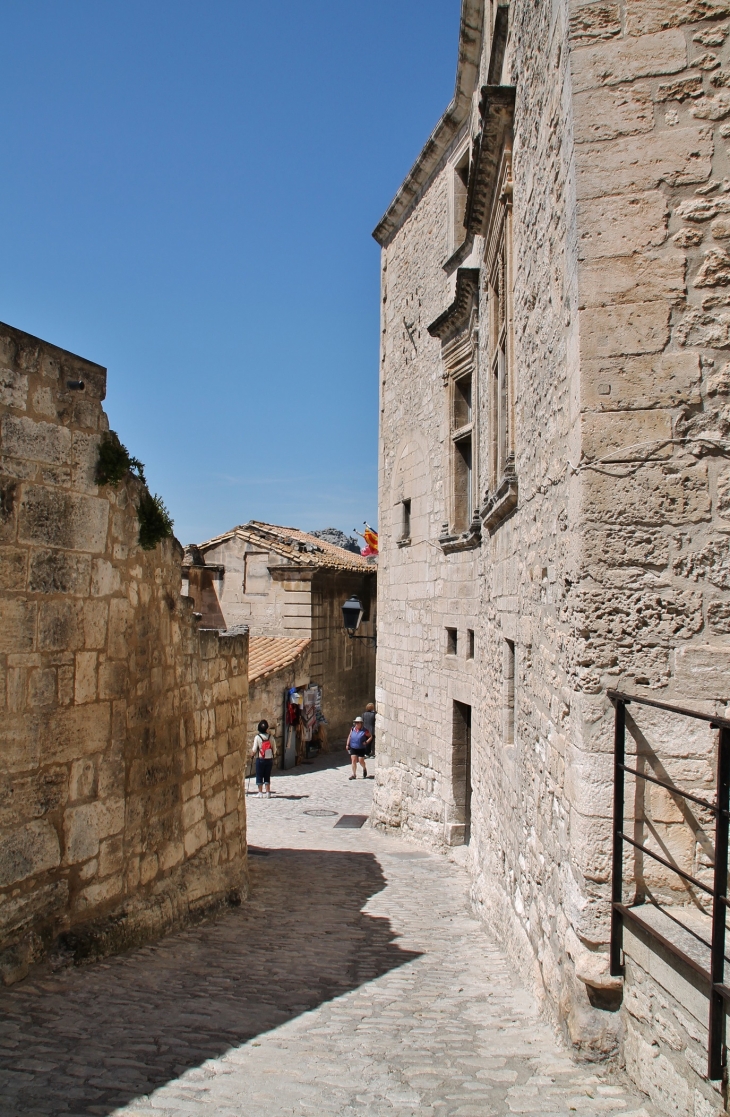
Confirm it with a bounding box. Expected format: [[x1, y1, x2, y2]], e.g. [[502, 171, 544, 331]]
[[198, 520, 375, 573], [248, 636, 310, 683]]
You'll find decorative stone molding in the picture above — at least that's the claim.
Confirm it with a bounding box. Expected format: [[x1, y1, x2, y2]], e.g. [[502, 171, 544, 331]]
[[465, 85, 516, 238], [481, 457, 518, 531], [438, 514, 482, 554], [428, 268, 480, 343], [371, 0, 484, 247]]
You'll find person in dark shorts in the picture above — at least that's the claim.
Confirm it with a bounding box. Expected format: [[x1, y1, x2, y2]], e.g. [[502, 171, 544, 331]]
[[251, 719, 275, 797], [346, 716, 371, 779], [362, 703, 375, 756]]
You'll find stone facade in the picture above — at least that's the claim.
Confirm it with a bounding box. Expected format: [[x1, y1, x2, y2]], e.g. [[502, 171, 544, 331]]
[[0, 322, 249, 984], [185, 523, 376, 740], [372, 2, 730, 1112]]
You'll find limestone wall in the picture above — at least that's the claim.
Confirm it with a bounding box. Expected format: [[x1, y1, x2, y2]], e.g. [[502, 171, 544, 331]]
[[198, 537, 313, 638], [567, 4, 730, 1110], [0, 322, 249, 983], [372, 1, 730, 1110]]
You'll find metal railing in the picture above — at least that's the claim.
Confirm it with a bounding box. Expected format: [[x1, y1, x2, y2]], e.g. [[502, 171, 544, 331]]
[[608, 689, 730, 1080]]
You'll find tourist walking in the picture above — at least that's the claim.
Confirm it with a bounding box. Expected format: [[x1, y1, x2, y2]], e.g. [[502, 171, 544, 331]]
[[252, 720, 275, 797], [346, 716, 371, 779], [362, 702, 375, 756]]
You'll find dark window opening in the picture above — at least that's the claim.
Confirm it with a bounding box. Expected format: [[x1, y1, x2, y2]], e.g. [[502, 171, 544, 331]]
[[453, 374, 472, 430], [489, 237, 511, 488], [401, 498, 411, 541], [446, 627, 458, 656], [452, 700, 472, 842], [467, 629, 475, 659], [453, 434, 472, 533], [504, 639, 515, 745]]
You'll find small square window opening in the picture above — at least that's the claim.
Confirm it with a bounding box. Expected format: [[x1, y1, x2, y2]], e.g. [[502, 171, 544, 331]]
[[446, 627, 458, 656]]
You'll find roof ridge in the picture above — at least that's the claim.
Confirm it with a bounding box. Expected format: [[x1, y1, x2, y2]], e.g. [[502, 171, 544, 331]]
[[195, 520, 374, 571]]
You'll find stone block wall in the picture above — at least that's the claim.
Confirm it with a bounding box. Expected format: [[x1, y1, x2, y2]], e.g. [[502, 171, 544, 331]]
[[372, 1, 730, 1111], [0, 322, 249, 983]]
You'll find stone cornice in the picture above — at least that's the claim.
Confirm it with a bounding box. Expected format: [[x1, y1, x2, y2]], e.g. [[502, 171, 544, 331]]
[[464, 85, 516, 237], [427, 268, 480, 342], [372, 0, 484, 248]]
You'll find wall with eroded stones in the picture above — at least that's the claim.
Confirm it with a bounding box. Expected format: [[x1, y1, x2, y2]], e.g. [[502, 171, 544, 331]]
[[373, 2, 730, 1111], [0, 322, 248, 984]]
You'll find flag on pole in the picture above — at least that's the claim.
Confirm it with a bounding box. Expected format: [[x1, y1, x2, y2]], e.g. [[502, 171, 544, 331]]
[[354, 522, 378, 557]]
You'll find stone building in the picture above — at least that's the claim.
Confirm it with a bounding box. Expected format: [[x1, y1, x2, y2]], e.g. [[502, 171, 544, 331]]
[[184, 522, 376, 740], [0, 322, 249, 984], [372, 1, 730, 1112]]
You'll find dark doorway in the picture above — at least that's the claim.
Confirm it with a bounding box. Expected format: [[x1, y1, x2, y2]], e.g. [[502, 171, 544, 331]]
[[452, 700, 472, 843]]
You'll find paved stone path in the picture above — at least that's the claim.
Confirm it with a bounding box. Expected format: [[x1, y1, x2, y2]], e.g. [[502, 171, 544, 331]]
[[0, 753, 657, 1117]]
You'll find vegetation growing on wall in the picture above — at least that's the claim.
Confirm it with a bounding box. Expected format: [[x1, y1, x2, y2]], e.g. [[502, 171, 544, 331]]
[[96, 431, 174, 550], [137, 490, 174, 550], [95, 431, 146, 486]]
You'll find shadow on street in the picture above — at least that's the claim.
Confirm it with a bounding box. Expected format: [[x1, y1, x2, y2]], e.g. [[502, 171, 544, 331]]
[[0, 848, 419, 1116]]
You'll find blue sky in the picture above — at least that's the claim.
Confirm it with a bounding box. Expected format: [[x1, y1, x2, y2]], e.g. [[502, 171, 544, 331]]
[[1, 1, 460, 545]]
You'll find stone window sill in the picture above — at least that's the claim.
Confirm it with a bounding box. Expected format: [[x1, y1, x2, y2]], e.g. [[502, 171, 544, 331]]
[[481, 468, 518, 532], [438, 518, 482, 554], [396, 536, 412, 548]]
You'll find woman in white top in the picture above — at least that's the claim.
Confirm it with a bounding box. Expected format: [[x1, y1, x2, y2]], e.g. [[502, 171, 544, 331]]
[[251, 719, 275, 797]]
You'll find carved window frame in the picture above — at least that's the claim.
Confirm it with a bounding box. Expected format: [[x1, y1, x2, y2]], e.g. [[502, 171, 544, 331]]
[[439, 315, 482, 553], [428, 264, 482, 554], [481, 143, 517, 532]]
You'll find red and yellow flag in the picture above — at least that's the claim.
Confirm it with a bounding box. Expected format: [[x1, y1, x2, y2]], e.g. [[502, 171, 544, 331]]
[[355, 522, 378, 556]]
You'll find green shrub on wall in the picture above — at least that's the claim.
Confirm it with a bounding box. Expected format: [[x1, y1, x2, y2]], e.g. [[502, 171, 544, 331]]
[[96, 431, 174, 550], [95, 431, 146, 486], [137, 491, 174, 551]]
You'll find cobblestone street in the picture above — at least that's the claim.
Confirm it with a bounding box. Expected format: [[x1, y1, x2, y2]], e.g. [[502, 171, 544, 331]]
[[0, 753, 656, 1117]]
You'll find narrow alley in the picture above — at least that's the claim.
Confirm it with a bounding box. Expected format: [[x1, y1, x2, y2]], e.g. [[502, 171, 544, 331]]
[[0, 755, 656, 1117]]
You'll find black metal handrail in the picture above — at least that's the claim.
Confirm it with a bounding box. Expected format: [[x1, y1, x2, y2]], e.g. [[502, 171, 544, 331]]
[[608, 689, 730, 1081]]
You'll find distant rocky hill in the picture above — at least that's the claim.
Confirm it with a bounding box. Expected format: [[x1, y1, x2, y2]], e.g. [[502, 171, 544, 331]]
[[309, 527, 361, 554]]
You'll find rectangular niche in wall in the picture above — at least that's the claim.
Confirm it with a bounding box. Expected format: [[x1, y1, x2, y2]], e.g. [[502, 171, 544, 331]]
[[504, 639, 515, 745], [244, 552, 270, 595], [401, 498, 411, 543], [452, 700, 472, 843], [451, 148, 470, 253], [453, 435, 473, 533]]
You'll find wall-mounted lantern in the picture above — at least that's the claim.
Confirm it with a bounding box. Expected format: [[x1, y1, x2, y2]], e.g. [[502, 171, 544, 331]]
[[341, 595, 376, 648]]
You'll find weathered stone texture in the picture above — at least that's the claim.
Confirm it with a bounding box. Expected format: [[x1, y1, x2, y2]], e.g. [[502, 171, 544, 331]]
[[0, 323, 249, 984], [372, 0, 730, 1111]]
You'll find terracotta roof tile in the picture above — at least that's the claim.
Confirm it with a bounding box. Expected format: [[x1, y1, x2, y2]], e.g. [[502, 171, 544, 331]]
[[199, 521, 376, 573], [248, 636, 310, 683]]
